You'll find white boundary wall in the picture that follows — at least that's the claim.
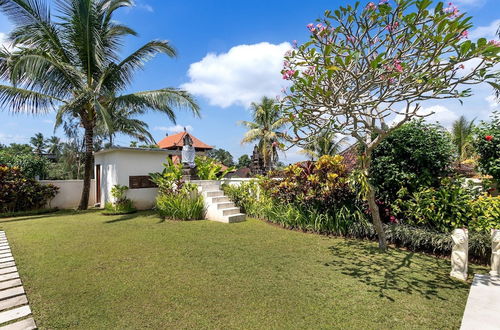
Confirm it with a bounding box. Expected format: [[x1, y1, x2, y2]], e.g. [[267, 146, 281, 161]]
[[38, 177, 254, 210], [39, 180, 96, 209]]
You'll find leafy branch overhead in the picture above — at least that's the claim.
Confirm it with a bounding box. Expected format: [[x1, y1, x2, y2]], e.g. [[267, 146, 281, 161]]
[[281, 0, 500, 149]]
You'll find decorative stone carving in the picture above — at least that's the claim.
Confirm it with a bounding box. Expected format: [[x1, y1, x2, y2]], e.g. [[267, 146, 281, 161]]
[[491, 229, 500, 277], [450, 228, 468, 281]]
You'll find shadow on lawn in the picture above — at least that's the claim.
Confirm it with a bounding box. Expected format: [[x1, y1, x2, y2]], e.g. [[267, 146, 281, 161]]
[[103, 210, 157, 224], [324, 240, 469, 302], [0, 209, 98, 224]]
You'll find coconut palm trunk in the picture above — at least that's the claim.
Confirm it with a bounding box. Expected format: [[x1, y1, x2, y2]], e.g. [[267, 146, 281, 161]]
[[79, 123, 94, 209]]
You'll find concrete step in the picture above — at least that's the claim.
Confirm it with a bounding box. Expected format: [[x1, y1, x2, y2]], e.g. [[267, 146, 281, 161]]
[[225, 213, 246, 223], [222, 207, 241, 216], [211, 196, 230, 203], [216, 202, 235, 210], [204, 190, 223, 197]]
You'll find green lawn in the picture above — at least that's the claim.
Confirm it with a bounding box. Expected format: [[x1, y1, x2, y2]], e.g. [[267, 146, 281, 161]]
[[0, 211, 483, 329]]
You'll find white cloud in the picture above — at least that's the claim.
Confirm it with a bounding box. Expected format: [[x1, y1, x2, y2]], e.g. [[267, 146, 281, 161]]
[[181, 42, 292, 108], [486, 95, 499, 109], [469, 19, 500, 40], [154, 125, 193, 134], [0, 32, 13, 50], [0, 133, 28, 144], [132, 1, 153, 12]]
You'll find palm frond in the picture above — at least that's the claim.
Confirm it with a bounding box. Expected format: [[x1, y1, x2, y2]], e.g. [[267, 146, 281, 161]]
[[0, 84, 59, 113]]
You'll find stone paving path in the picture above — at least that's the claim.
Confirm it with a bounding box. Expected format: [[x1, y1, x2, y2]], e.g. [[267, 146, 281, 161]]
[[460, 274, 500, 330], [0, 231, 36, 330]]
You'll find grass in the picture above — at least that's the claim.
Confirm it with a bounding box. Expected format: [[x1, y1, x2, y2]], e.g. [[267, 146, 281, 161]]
[[0, 211, 486, 329]]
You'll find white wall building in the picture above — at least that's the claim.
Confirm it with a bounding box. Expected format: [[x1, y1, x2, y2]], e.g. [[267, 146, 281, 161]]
[[94, 147, 178, 210]]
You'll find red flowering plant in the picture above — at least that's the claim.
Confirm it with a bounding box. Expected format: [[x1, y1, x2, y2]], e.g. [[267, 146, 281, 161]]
[[474, 111, 500, 186]]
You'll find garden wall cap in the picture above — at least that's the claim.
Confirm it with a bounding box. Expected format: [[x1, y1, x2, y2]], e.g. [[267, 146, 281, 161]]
[[95, 147, 179, 155]]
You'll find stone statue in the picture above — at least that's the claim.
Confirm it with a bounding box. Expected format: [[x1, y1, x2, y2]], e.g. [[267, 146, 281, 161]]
[[450, 228, 468, 281], [181, 131, 198, 180], [181, 132, 196, 167], [491, 229, 500, 277]]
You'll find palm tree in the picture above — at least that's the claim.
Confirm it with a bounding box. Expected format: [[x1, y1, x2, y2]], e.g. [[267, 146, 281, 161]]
[[300, 130, 349, 160], [240, 97, 287, 170], [46, 136, 61, 156], [30, 132, 46, 154], [96, 107, 155, 147], [0, 0, 199, 209], [451, 116, 475, 164]]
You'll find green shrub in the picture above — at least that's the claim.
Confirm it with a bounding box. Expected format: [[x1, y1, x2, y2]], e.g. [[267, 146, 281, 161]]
[[393, 178, 500, 232], [0, 150, 49, 179], [155, 184, 205, 221], [370, 120, 454, 203], [392, 178, 475, 232], [103, 184, 136, 214], [0, 165, 59, 213], [222, 180, 271, 218], [195, 156, 233, 180], [469, 195, 500, 231], [473, 110, 500, 185]]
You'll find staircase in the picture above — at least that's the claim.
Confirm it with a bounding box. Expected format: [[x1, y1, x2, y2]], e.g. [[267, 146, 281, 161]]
[[192, 180, 246, 223]]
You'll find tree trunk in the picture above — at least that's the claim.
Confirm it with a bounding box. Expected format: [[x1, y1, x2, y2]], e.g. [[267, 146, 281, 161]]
[[78, 124, 94, 210], [367, 182, 387, 251], [362, 149, 387, 251]]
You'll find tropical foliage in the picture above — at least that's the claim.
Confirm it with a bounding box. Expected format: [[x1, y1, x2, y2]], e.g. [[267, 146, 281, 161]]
[[103, 184, 136, 214], [474, 110, 500, 184], [0, 146, 49, 178], [206, 148, 234, 167], [0, 165, 58, 213], [155, 181, 205, 221], [452, 116, 476, 163], [0, 0, 199, 209], [279, 0, 500, 250], [195, 156, 234, 180], [240, 96, 287, 170], [370, 120, 454, 204], [262, 155, 355, 212], [300, 130, 348, 160]]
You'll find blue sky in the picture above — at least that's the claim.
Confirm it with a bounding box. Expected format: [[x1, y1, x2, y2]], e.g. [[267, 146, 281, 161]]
[[0, 0, 499, 163]]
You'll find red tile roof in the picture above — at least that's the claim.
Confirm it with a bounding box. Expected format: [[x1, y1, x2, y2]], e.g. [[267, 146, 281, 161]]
[[157, 132, 213, 150]]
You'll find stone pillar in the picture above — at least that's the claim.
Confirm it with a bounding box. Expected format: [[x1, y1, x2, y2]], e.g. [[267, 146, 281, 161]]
[[181, 164, 198, 181], [450, 228, 468, 281], [491, 229, 500, 277]]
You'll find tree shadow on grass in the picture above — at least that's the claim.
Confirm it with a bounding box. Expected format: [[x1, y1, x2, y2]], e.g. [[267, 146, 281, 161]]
[[103, 210, 157, 224], [0, 209, 99, 224], [324, 239, 470, 302]]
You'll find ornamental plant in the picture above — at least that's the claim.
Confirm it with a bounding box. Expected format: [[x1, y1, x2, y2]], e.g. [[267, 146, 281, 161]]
[[261, 155, 355, 213], [370, 120, 454, 204], [103, 184, 136, 214], [280, 0, 500, 249], [473, 110, 500, 185], [0, 165, 58, 213]]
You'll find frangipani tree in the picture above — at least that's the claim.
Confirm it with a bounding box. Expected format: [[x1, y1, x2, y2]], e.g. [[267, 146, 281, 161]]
[[280, 0, 500, 250]]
